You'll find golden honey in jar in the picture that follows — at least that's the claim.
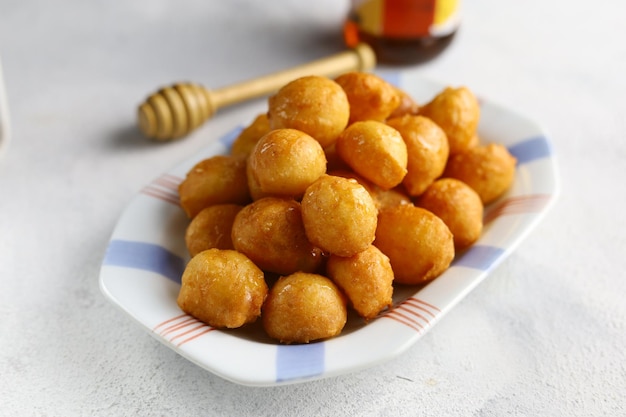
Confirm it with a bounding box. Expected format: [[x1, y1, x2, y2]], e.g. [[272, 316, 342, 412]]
[[344, 0, 461, 64]]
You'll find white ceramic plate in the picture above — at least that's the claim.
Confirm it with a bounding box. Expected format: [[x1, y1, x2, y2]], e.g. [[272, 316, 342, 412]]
[[100, 69, 559, 386]]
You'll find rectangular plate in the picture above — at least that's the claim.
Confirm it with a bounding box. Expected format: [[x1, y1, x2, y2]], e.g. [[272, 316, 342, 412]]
[[100, 69, 559, 386]]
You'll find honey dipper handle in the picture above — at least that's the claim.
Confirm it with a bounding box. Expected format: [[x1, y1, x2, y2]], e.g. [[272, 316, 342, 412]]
[[211, 43, 376, 108], [138, 43, 375, 141]]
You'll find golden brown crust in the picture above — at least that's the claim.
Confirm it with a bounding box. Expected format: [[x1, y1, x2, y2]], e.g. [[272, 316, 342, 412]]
[[231, 197, 323, 275], [417, 178, 483, 249], [420, 86, 480, 155], [262, 272, 347, 344], [178, 155, 250, 218], [375, 205, 454, 285], [268, 75, 349, 148], [386, 115, 449, 197], [444, 143, 517, 204], [177, 249, 267, 329], [334, 71, 401, 123], [246, 128, 326, 199], [335, 120, 408, 190], [185, 204, 243, 256], [301, 175, 378, 257], [326, 245, 393, 320]]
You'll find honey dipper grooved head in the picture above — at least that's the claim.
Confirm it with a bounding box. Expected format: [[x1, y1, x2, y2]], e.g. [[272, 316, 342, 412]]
[[138, 83, 215, 141]]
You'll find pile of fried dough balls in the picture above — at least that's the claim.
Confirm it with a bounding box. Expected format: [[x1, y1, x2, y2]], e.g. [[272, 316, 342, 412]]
[[176, 72, 517, 344]]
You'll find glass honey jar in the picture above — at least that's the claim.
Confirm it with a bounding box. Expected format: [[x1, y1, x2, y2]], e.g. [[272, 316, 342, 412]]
[[343, 0, 461, 64]]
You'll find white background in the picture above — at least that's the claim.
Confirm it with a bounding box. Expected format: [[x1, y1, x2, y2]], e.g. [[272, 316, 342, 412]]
[[1, 0, 625, 415]]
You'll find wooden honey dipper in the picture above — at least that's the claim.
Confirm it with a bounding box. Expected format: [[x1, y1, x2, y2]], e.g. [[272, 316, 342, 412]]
[[138, 43, 376, 141]]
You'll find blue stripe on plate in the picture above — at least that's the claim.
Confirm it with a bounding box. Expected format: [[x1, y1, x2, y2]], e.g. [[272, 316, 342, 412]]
[[276, 343, 325, 382], [453, 245, 505, 271], [103, 239, 185, 284], [219, 126, 244, 148], [508, 136, 552, 165]]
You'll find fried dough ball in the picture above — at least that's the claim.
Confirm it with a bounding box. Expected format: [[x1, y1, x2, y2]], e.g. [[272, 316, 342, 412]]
[[185, 204, 243, 257], [336, 121, 408, 190], [420, 86, 480, 155], [386, 115, 449, 197], [444, 143, 517, 204], [177, 249, 267, 329], [301, 175, 378, 257], [231, 197, 323, 275], [388, 87, 420, 119], [334, 71, 401, 123], [375, 205, 454, 285], [230, 113, 270, 157], [178, 155, 250, 218], [326, 245, 394, 320], [246, 128, 326, 199], [262, 272, 347, 344], [417, 179, 483, 249], [268, 75, 349, 148]]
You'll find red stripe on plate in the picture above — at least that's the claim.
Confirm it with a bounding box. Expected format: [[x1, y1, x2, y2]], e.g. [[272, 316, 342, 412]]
[[384, 312, 424, 333], [396, 306, 431, 325], [176, 327, 215, 347], [155, 175, 182, 190], [160, 316, 198, 336], [153, 314, 215, 347], [153, 313, 188, 331], [139, 173, 182, 205], [484, 194, 551, 224], [405, 297, 441, 313], [141, 186, 180, 206], [382, 297, 441, 333], [169, 322, 210, 343]]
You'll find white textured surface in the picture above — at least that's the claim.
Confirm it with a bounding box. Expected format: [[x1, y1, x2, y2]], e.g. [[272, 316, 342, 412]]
[[1, 0, 625, 415]]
